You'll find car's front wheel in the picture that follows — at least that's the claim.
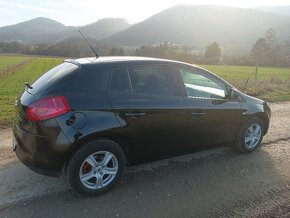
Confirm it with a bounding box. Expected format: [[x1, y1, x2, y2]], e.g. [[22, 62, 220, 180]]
[[66, 139, 126, 196], [235, 117, 264, 153]]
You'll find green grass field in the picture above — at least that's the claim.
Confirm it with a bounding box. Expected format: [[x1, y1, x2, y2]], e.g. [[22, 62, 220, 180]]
[[0, 55, 62, 127], [200, 65, 290, 101], [0, 55, 289, 126], [0, 55, 32, 70]]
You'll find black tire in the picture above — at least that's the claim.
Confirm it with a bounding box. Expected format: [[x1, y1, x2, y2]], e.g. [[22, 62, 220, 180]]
[[66, 139, 126, 196], [235, 117, 264, 153]]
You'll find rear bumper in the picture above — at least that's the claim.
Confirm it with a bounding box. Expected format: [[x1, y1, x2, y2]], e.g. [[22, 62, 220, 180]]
[[13, 124, 71, 177]]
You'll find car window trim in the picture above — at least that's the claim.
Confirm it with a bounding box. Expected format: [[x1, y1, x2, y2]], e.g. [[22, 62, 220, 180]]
[[126, 68, 133, 93], [108, 67, 132, 94]]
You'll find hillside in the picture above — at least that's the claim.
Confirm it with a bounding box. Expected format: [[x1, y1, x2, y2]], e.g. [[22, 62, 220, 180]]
[[1, 5, 290, 54], [104, 5, 290, 53], [0, 17, 131, 44], [0, 17, 70, 44], [254, 6, 290, 16], [79, 18, 131, 40]]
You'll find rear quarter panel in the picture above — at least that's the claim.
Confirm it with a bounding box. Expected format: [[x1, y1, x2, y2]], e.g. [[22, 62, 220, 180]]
[[57, 64, 128, 161]]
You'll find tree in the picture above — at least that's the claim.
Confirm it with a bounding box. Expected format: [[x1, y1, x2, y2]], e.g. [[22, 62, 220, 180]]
[[264, 28, 280, 66], [265, 28, 276, 49], [251, 28, 281, 75], [134, 42, 200, 63], [119, 47, 124, 56], [251, 38, 267, 77], [204, 42, 221, 64], [109, 47, 124, 56], [277, 41, 290, 67]]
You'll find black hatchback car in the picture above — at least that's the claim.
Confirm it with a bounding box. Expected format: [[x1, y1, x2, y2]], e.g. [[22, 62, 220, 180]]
[[13, 57, 271, 195]]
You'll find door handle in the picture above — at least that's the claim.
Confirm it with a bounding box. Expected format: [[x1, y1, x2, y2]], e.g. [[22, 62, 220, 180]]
[[124, 112, 146, 118], [191, 112, 206, 116]]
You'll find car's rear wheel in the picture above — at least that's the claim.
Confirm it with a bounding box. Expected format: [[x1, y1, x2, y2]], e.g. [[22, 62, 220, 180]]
[[235, 117, 264, 153], [66, 139, 126, 196]]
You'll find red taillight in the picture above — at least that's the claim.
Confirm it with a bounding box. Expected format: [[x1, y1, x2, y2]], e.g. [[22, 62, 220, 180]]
[[26, 96, 70, 121]]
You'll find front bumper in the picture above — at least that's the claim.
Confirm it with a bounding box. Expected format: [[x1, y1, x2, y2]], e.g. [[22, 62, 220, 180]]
[[13, 124, 71, 177]]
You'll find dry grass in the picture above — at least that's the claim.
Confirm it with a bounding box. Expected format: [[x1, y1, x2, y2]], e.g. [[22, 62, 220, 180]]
[[200, 65, 290, 102]]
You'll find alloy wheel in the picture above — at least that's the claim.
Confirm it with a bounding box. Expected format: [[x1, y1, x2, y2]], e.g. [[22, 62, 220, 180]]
[[79, 151, 118, 190], [244, 123, 262, 149]]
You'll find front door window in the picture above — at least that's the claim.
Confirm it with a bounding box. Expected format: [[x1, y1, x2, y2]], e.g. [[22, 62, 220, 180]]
[[178, 67, 228, 99]]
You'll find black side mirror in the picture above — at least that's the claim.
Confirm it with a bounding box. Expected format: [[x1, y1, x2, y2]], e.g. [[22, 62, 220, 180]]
[[229, 88, 239, 100]]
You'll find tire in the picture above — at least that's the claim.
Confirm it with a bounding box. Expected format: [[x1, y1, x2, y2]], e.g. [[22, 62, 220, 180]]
[[235, 117, 264, 153], [66, 139, 126, 196]]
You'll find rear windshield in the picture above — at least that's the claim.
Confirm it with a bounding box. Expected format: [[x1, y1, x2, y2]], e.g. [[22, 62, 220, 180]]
[[28, 62, 79, 95]]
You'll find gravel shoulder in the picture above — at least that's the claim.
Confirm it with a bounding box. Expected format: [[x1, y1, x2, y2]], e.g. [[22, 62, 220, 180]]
[[0, 102, 289, 217], [0, 128, 16, 166]]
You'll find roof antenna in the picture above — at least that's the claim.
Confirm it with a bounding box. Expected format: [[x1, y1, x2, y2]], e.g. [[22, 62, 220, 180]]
[[78, 29, 99, 58]]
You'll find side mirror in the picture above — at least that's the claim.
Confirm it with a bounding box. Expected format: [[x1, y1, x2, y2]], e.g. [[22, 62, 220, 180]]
[[229, 88, 239, 100]]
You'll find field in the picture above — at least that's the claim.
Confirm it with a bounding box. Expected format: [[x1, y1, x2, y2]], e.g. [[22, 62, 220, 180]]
[[0, 55, 62, 127], [0, 55, 290, 127], [201, 65, 290, 101]]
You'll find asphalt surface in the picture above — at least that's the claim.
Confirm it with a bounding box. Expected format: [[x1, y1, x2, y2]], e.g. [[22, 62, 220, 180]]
[[0, 102, 290, 217]]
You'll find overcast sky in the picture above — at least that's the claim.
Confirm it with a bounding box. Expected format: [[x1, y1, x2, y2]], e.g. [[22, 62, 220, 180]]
[[0, 0, 290, 27]]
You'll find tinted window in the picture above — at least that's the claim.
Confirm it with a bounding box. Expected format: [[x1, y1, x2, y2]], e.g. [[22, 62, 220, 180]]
[[110, 68, 131, 93], [128, 65, 177, 96], [178, 67, 227, 99], [70, 65, 110, 93], [29, 63, 79, 95]]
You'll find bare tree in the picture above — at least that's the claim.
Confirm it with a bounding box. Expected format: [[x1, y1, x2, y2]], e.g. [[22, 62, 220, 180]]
[[251, 38, 267, 78], [264, 28, 280, 66]]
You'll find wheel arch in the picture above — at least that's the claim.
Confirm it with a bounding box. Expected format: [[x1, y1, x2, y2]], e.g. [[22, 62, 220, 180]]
[[254, 112, 269, 135], [65, 133, 133, 170], [241, 112, 269, 135]]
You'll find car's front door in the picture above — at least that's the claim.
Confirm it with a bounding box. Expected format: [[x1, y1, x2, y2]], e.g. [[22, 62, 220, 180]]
[[108, 64, 188, 163], [175, 66, 243, 148]]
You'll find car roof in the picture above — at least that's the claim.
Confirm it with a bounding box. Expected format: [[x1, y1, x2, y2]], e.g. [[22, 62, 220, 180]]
[[64, 56, 233, 88], [65, 56, 193, 67]]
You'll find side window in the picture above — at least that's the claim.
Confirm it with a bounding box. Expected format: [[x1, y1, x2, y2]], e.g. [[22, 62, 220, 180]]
[[128, 65, 177, 96], [178, 67, 227, 99], [110, 68, 131, 93], [70, 65, 110, 93]]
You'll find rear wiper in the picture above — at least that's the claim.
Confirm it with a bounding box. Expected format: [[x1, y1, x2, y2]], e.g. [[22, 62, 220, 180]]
[[25, 82, 33, 89]]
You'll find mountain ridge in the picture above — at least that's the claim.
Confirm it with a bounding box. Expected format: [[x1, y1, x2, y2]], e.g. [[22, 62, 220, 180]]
[[102, 5, 290, 53], [0, 5, 290, 54], [0, 17, 131, 44], [253, 5, 290, 16]]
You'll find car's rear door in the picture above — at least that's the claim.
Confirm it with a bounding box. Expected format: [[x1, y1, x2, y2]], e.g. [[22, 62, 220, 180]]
[[108, 64, 188, 163], [174, 65, 243, 148]]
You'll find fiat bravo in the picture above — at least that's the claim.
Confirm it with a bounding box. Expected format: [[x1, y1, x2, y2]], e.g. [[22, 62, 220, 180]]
[[12, 57, 271, 195]]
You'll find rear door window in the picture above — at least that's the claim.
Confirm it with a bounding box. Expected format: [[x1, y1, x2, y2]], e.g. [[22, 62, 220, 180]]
[[128, 65, 178, 97], [70, 65, 110, 93]]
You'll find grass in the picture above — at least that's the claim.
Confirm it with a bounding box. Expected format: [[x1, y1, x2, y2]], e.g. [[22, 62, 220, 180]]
[[0, 56, 63, 127], [0, 55, 290, 127], [0, 55, 34, 80], [199, 65, 290, 102], [0, 55, 31, 71]]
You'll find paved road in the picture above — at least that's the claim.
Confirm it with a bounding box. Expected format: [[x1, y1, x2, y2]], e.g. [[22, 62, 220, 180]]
[[0, 102, 290, 217]]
